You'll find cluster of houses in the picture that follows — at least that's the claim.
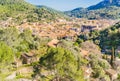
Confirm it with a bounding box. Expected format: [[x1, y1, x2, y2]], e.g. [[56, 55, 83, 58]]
[[0, 16, 117, 41], [0, 17, 116, 40], [15, 18, 116, 41]]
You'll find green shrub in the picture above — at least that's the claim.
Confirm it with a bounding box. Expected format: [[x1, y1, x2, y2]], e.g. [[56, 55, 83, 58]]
[[0, 41, 14, 65], [37, 47, 85, 81], [98, 59, 111, 69]]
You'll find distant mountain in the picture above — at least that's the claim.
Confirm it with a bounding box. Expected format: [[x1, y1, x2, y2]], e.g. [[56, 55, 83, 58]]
[[65, 0, 120, 20], [0, 0, 67, 24], [36, 5, 68, 18], [88, 0, 120, 10]]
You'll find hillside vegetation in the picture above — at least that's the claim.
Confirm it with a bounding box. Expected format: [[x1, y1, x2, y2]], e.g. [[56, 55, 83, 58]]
[[0, 0, 67, 24], [1, 24, 120, 81], [65, 6, 120, 19], [65, 0, 120, 19], [1, 0, 120, 81]]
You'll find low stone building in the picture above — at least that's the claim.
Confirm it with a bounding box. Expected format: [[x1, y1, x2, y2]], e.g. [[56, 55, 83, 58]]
[[20, 53, 37, 64], [81, 25, 97, 32], [47, 39, 59, 48], [105, 69, 118, 81], [113, 58, 120, 69]]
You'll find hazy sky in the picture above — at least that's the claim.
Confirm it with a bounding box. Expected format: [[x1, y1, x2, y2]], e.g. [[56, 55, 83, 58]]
[[26, 0, 103, 11]]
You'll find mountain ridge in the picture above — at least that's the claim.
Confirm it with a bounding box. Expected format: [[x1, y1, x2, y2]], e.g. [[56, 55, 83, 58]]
[[88, 0, 120, 10], [65, 0, 120, 19]]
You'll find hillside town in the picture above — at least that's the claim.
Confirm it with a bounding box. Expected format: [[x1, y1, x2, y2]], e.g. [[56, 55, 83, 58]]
[[14, 18, 116, 39], [1, 0, 120, 81]]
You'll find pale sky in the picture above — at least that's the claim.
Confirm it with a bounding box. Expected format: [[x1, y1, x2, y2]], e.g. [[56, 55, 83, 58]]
[[26, 0, 103, 11]]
